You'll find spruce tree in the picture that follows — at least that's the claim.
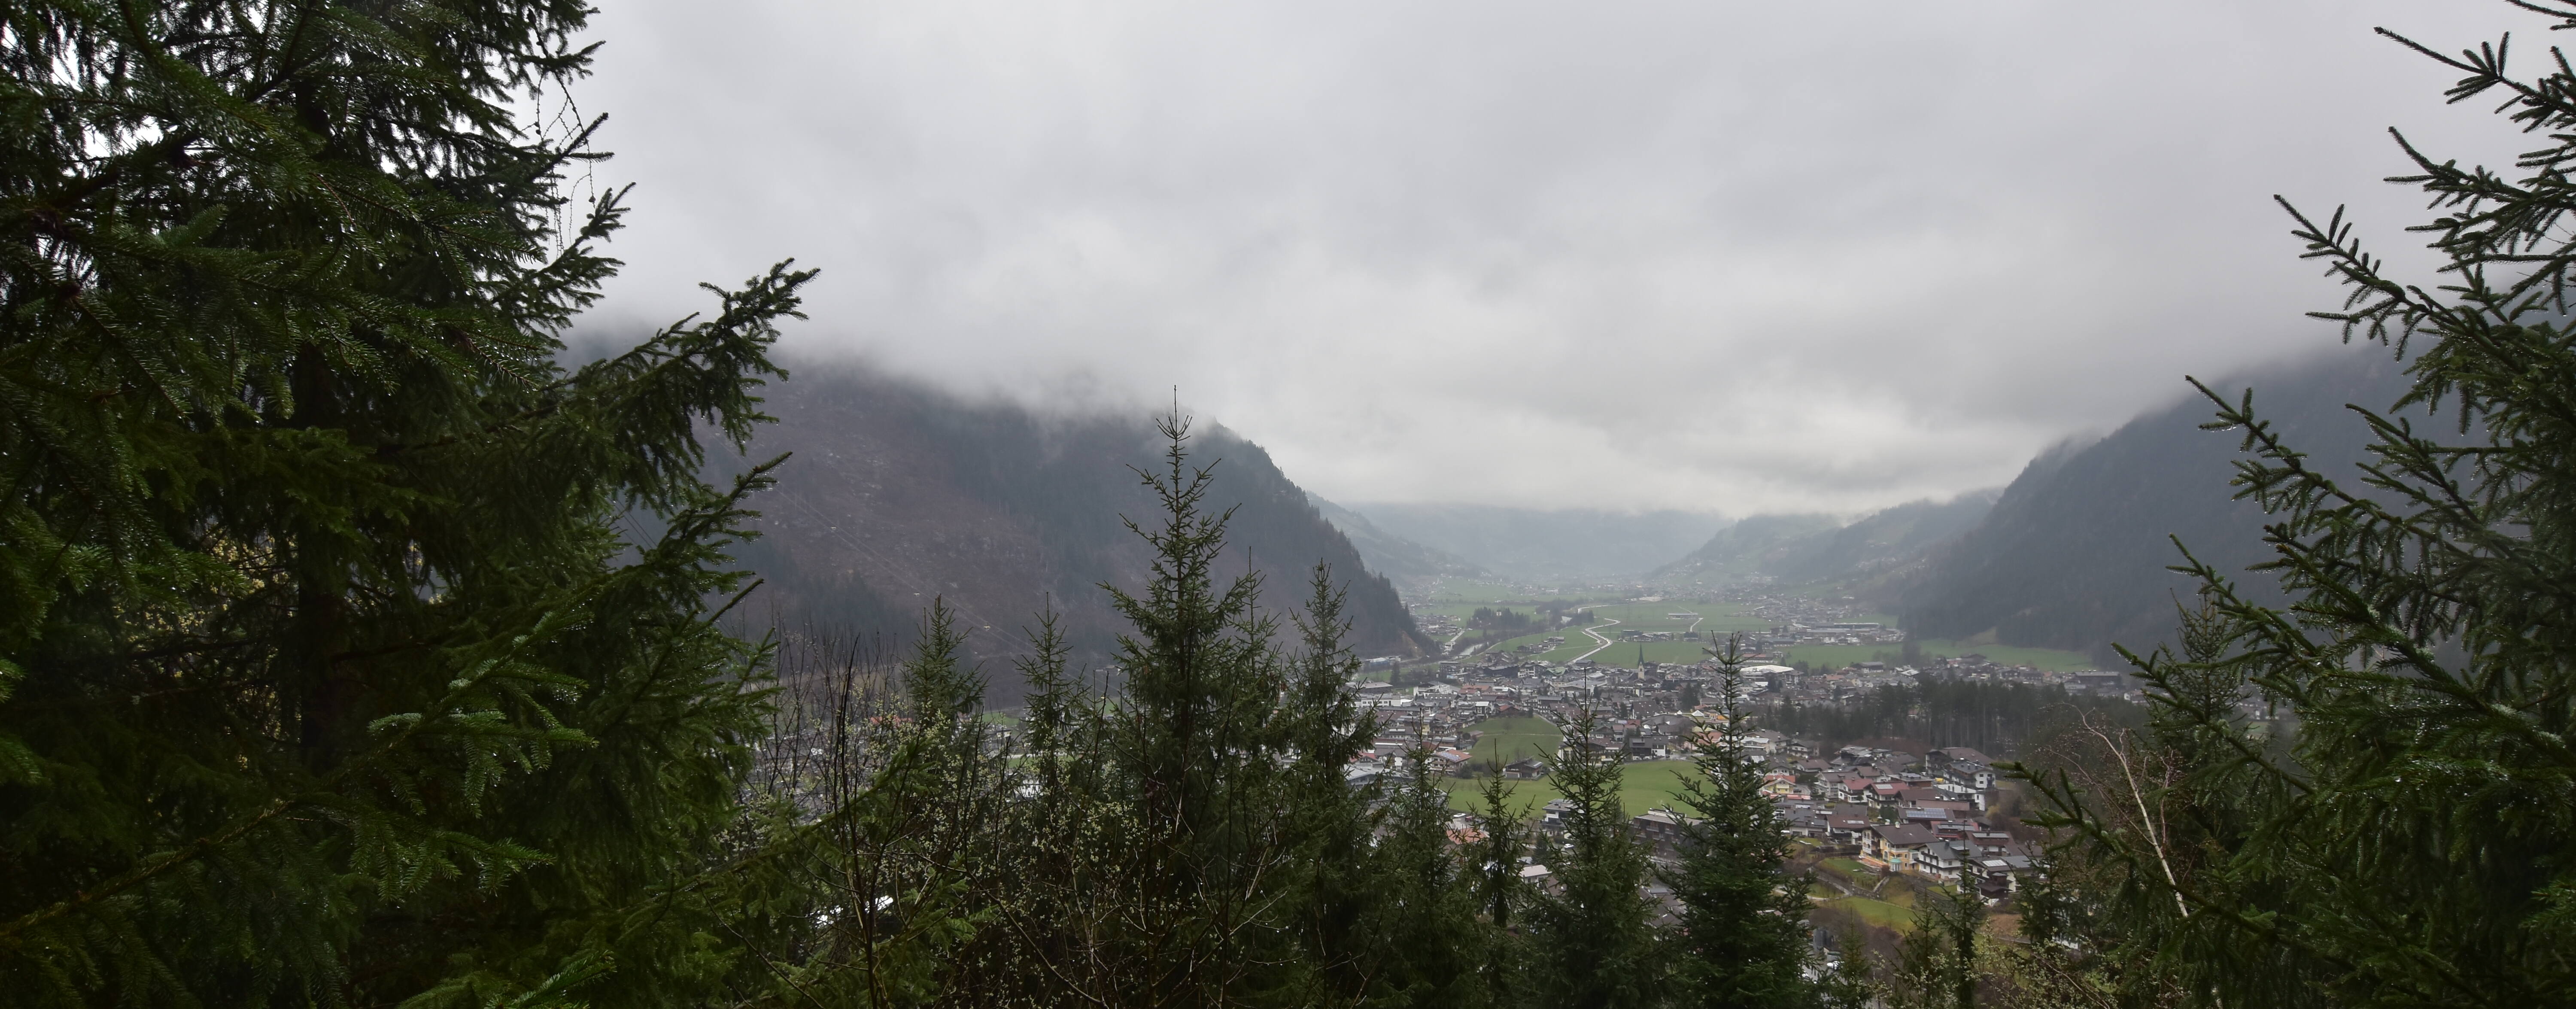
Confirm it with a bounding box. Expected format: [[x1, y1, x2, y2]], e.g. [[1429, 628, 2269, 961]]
[[1470, 771, 1535, 1006], [1889, 884, 1983, 1009], [1094, 412, 1308, 1003], [2017, 3, 2576, 1005], [1353, 745, 1494, 1009], [1527, 708, 1663, 1009], [1472, 772, 1531, 934], [1665, 637, 1818, 1009], [1817, 933, 1879, 1009], [0, 2, 805, 1004]]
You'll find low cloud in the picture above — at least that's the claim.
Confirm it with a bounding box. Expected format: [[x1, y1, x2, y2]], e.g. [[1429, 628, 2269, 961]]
[[571, 0, 2522, 513]]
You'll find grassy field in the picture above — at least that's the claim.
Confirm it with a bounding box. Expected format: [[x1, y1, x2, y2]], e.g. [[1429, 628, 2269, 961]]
[[1471, 602, 1780, 666], [1779, 638, 2100, 672], [1815, 857, 1876, 890], [1466, 716, 1562, 765], [1438, 760, 1704, 818], [1416, 579, 1600, 656], [1818, 895, 1916, 930]]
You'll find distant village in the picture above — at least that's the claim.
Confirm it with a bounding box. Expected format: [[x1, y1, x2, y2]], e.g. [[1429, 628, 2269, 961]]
[[1341, 591, 2154, 905]]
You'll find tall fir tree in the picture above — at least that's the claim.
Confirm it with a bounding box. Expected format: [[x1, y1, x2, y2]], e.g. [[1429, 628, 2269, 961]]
[[2016, 2, 2576, 1005], [0, 2, 805, 1004], [1282, 564, 1389, 1003], [1889, 884, 1984, 1009], [1352, 744, 1496, 1009], [1527, 708, 1663, 1009], [1470, 770, 1535, 1007], [1095, 411, 1307, 1003], [1665, 636, 1819, 1009]]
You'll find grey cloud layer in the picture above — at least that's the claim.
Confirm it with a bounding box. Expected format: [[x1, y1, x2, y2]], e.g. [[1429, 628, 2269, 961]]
[[572, 0, 2521, 512]]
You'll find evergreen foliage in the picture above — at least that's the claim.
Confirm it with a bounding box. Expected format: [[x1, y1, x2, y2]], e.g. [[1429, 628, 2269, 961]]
[[696, 427, 1889, 1007], [1527, 708, 1664, 1009], [1769, 678, 2143, 757], [1889, 885, 1984, 1009], [2015, 4, 2576, 1005], [1817, 933, 1879, 1009], [1664, 638, 1818, 1009], [1470, 771, 1535, 1004], [709, 417, 1523, 1008], [0, 1, 805, 1003]]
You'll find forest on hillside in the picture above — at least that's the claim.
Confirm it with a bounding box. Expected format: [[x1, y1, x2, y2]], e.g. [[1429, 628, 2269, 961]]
[[1764, 681, 2143, 761], [1885, 352, 2415, 666], [4, 2, 2573, 1008], [714, 364, 1431, 693]]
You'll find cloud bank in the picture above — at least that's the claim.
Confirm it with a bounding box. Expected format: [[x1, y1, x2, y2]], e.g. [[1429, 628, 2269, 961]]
[[570, 0, 2524, 513]]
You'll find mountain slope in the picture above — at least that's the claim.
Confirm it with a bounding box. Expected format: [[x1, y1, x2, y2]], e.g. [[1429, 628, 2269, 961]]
[[1891, 349, 2415, 663], [1652, 492, 2001, 588], [1649, 514, 1843, 585], [720, 364, 1430, 697], [1769, 491, 1999, 584], [1341, 503, 1728, 582], [1308, 494, 1492, 584]]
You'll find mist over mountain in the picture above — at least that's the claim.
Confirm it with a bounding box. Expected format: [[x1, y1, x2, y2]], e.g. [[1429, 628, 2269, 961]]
[[720, 364, 1430, 699], [1337, 503, 1729, 582], [1652, 492, 1999, 588], [1307, 495, 1492, 585], [1890, 348, 2416, 664]]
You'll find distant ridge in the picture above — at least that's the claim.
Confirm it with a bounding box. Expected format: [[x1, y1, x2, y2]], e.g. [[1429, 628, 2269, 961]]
[[1308, 494, 1493, 585], [1649, 514, 1842, 584], [1648, 491, 1996, 588], [1342, 503, 1728, 582], [721, 363, 1431, 699]]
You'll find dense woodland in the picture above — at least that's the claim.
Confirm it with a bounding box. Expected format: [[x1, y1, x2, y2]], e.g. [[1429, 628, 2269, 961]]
[[4, 1, 2573, 1007], [1765, 682, 2143, 760]]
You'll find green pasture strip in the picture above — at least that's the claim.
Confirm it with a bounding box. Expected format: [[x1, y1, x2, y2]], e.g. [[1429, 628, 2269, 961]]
[[1464, 715, 1563, 765], [1816, 858, 1875, 888], [1823, 896, 1917, 930], [1437, 760, 1704, 819]]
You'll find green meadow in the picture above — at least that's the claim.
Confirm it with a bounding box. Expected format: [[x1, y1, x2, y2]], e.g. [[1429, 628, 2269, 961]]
[[1472, 601, 1777, 666], [1464, 715, 1562, 765], [1438, 759, 1704, 819]]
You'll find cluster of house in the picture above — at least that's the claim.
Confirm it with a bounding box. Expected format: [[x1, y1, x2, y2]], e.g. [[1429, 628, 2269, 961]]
[[1370, 683, 2046, 900], [1766, 745, 2038, 899], [1915, 656, 2144, 702], [1428, 741, 2036, 910]]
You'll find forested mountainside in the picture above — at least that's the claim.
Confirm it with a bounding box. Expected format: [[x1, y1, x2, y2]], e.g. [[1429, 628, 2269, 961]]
[[1890, 348, 2414, 663], [1647, 513, 1841, 584], [1344, 502, 1728, 581], [1651, 493, 1998, 588], [1308, 494, 1493, 585], [720, 364, 1430, 691]]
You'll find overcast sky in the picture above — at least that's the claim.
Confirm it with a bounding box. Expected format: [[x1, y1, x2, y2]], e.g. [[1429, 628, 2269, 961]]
[[568, 1, 2526, 515]]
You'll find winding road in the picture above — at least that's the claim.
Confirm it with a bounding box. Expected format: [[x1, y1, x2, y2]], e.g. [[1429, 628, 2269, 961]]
[[1567, 606, 1622, 664], [1566, 606, 1709, 665]]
